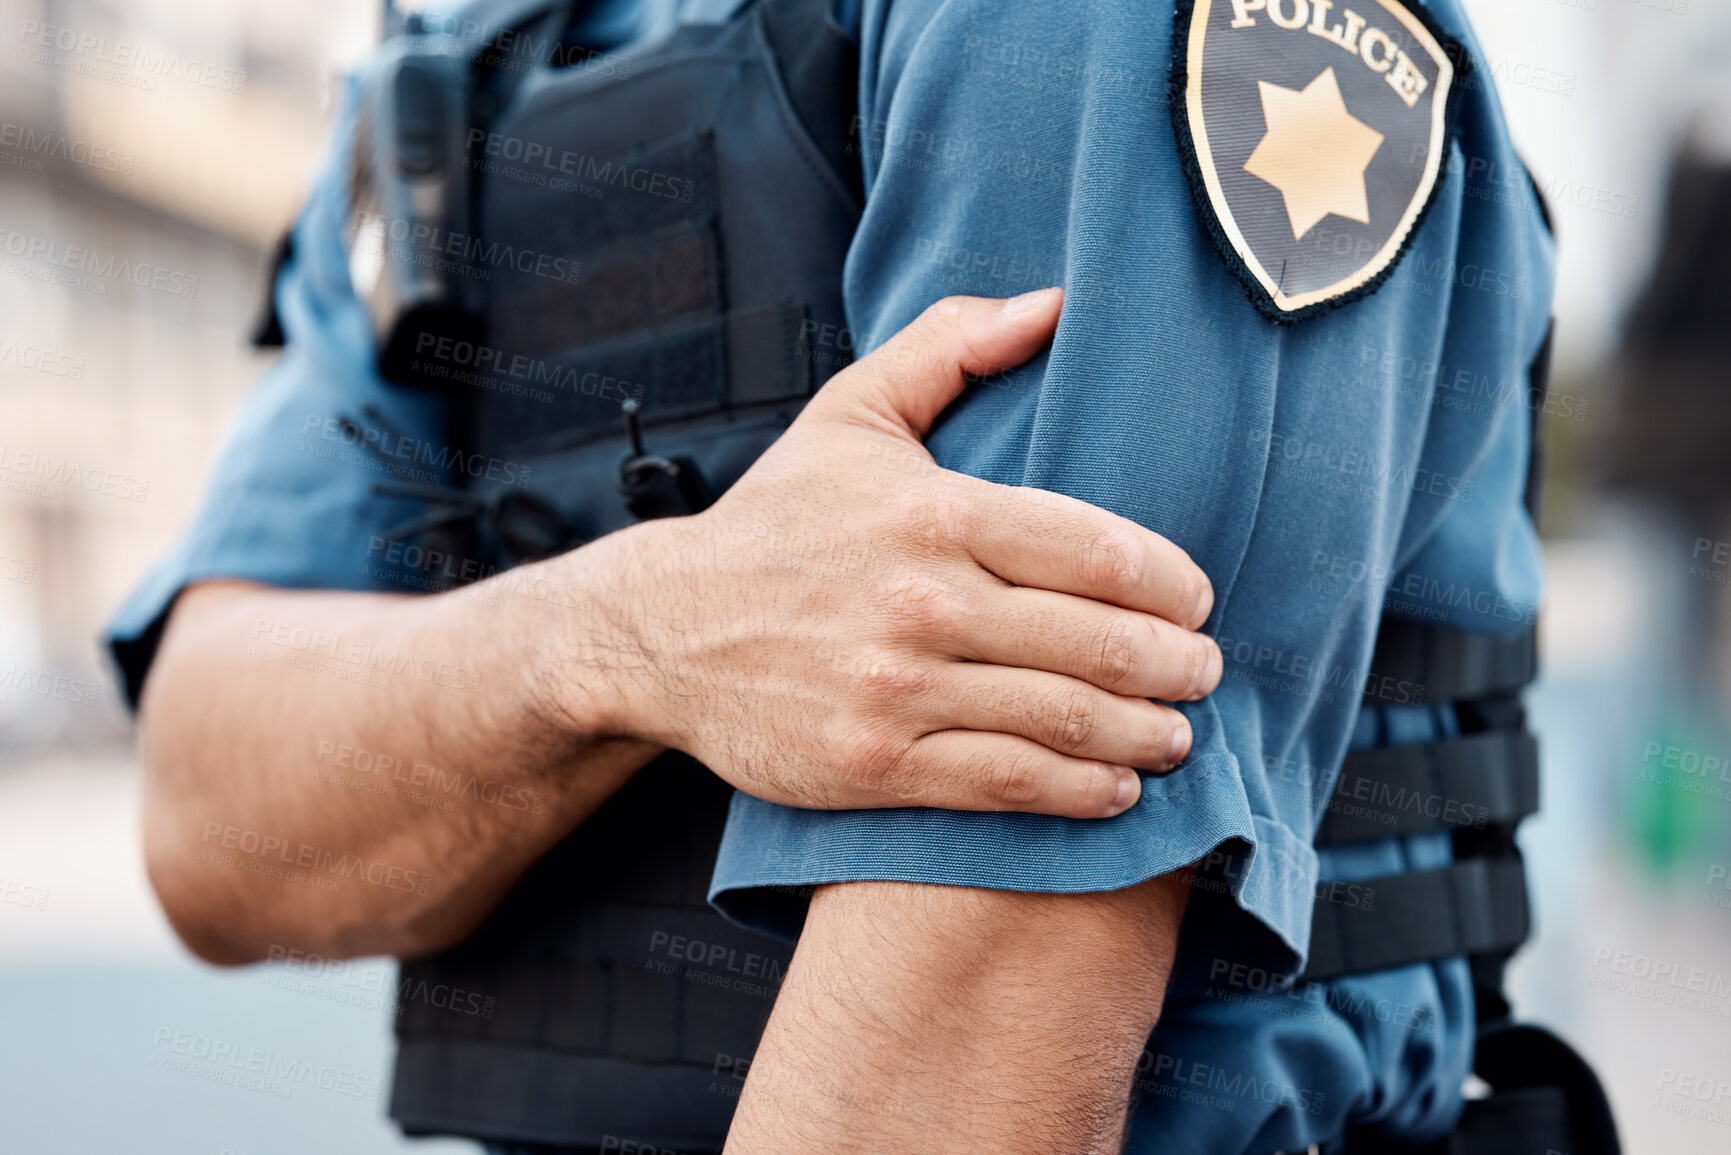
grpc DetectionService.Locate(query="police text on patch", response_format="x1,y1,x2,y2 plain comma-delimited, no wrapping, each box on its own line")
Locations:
1227,1,1430,107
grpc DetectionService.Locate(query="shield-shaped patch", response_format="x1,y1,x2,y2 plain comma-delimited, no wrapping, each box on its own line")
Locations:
1172,0,1465,321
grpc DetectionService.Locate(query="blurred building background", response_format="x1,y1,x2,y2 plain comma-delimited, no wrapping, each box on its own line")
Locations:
0,0,1727,1151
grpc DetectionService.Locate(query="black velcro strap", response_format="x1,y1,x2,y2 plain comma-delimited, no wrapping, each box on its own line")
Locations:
1316,731,1539,846
1300,856,1529,982
490,129,718,265
492,220,723,357
727,302,814,404
1365,619,1538,706
477,305,817,455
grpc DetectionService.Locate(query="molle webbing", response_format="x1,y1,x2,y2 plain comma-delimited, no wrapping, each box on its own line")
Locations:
1301,855,1530,982
1363,619,1538,706
1315,730,1539,846
390,0,858,1147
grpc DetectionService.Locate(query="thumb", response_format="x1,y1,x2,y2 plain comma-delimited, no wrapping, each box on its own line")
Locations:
815,288,1064,439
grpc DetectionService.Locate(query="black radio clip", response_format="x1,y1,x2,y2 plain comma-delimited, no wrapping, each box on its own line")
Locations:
341,1,574,385
346,26,480,385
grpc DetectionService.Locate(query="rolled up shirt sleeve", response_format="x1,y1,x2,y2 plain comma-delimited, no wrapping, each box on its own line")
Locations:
710,0,1553,976
104,72,452,709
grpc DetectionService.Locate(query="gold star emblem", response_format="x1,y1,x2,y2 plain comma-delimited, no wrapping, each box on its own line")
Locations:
1243,67,1385,240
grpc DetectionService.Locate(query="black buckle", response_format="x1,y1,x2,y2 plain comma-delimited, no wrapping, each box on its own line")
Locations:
616,398,714,520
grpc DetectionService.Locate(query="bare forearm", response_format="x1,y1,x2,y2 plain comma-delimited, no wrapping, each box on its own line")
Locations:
726,872,1191,1154
140,543,659,964
135,294,1223,974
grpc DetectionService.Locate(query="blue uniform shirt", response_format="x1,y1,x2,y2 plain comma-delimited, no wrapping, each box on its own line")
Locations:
105,1,1552,1152
709,0,1551,1150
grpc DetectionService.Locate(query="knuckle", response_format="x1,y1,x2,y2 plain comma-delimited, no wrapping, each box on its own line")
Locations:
892,491,975,549
833,721,913,794
874,570,965,633
906,302,960,355
952,326,996,378
1078,525,1143,600
986,747,1044,809
1049,689,1098,751
1091,616,1143,690
853,648,935,701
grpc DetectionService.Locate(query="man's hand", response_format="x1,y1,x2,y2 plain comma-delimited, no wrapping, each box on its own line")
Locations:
577,289,1222,819
139,289,1219,965
724,871,1193,1154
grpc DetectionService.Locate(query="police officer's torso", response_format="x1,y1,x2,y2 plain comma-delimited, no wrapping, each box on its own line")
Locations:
383,2,862,1147
372,2,1554,1152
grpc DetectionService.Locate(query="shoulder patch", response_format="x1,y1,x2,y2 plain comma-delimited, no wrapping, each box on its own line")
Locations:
1171,0,1467,322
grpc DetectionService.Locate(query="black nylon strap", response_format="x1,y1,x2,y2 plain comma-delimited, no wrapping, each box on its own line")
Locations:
511,130,719,263
492,220,724,357
476,303,815,455
1364,619,1538,706
1316,731,1539,846
1300,855,1529,982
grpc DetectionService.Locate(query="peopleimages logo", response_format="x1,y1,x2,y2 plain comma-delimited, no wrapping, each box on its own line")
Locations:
410,331,645,405
0,336,85,378
314,739,547,816
199,821,434,897
0,444,148,503
1136,1049,1328,1116
349,210,582,284
148,1027,381,1100
0,226,198,297
0,877,50,911
16,21,247,92
301,414,532,488
264,945,498,1019
465,128,696,201
246,615,482,694
0,664,101,707
1252,430,1476,503
0,120,133,174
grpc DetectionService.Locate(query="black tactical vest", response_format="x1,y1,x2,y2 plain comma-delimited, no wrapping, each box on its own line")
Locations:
382,0,861,1148
356,1,1549,1149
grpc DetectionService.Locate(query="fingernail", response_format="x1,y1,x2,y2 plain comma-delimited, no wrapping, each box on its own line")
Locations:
1195,641,1222,699
1167,719,1193,766
1191,580,1214,628
1003,286,1062,316
1114,770,1141,812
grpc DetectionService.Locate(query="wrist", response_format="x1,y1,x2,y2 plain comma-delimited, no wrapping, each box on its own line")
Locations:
507,518,686,746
